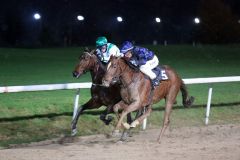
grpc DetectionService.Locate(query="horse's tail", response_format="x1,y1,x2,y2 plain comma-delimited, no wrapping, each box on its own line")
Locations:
180,80,194,107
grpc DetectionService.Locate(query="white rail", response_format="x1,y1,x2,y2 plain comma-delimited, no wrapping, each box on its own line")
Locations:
183,76,240,84
1,76,240,93
1,76,240,127
0,83,92,93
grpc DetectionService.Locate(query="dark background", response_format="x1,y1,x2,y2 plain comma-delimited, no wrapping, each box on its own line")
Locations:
0,0,240,47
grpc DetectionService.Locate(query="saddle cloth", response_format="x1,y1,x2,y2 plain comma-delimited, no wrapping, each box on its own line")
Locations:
152,66,168,81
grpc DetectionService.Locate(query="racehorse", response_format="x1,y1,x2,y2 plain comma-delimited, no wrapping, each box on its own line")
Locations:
102,56,194,142
72,49,134,136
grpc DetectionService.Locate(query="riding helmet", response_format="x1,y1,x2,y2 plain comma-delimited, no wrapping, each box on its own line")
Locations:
120,41,134,54
96,37,108,47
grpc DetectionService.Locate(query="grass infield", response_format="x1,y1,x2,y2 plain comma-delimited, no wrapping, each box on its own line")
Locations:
0,45,239,147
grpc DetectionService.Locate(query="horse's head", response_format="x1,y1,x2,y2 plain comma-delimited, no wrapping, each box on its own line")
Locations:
102,56,124,87
72,49,97,78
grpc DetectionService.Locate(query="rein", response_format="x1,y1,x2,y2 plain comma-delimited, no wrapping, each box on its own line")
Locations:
79,51,104,86
92,83,107,87
87,51,108,87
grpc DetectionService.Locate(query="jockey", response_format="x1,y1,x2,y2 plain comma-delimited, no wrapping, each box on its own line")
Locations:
95,36,122,64
120,41,161,86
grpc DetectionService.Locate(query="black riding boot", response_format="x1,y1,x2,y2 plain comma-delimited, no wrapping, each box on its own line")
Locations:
152,78,160,86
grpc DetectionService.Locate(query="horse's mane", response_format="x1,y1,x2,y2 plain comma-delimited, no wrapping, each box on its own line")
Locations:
118,57,140,72
85,49,106,73
95,54,107,72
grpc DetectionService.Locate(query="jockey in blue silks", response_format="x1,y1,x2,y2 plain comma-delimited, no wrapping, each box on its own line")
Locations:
95,36,123,64
120,41,160,86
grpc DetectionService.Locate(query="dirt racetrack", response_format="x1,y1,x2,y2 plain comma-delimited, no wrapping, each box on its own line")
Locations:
0,124,240,160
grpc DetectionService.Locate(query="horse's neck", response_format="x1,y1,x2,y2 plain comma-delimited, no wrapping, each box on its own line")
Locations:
119,64,137,87
90,60,106,84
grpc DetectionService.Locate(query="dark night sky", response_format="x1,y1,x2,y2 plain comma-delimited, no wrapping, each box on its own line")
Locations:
0,0,240,46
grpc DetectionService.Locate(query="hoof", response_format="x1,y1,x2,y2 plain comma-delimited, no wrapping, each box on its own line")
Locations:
105,116,114,125
99,114,106,121
100,115,114,125
157,137,162,144
104,120,111,125
120,130,129,141
107,115,113,121
112,130,121,137
71,128,77,136
122,123,130,129
130,120,139,128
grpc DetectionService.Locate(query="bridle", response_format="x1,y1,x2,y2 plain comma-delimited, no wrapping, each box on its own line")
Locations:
108,58,137,87
82,51,108,87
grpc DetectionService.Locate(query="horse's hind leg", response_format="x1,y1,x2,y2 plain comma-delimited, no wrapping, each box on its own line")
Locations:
71,98,101,136
157,102,172,142
157,89,177,143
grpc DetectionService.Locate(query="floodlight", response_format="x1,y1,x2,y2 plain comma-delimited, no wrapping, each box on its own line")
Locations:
33,13,41,20
77,15,84,21
155,17,161,23
117,16,123,22
194,17,200,24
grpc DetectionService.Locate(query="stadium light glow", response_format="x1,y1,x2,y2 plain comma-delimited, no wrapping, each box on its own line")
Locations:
117,16,123,22
155,17,161,23
77,15,84,21
33,13,41,20
194,17,200,24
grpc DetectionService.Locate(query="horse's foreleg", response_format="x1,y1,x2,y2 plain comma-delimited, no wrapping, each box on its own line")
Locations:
114,102,140,131
130,105,152,128
121,108,144,140
71,98,101,136
112,101,127,120
120,108,146,141
100,105,114,125
126,113,133,124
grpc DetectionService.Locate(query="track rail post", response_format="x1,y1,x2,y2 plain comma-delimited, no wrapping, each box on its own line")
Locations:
205,88,213,125
73,89,80,120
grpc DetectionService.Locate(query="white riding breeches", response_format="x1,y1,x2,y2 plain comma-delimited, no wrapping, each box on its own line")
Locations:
139,55,159,79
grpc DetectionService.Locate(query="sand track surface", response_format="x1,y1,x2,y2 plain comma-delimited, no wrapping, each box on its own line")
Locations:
1,124,240,160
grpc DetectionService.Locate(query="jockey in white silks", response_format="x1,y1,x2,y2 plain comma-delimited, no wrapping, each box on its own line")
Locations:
95,36,123,64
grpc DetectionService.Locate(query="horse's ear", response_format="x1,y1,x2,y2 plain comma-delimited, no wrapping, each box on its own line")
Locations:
90,49,96,55
109,55,114,61
84,47,90,52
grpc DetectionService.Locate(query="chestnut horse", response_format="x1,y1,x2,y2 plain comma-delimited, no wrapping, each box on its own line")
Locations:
72,49,135,136
102,56,194,142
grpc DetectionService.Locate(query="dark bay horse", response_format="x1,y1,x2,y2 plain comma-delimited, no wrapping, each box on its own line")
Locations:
72,49,136,136
102,56,194,142
71,49,122,135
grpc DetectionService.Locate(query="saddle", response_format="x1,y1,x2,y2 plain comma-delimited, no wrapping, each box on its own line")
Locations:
151,66,168,87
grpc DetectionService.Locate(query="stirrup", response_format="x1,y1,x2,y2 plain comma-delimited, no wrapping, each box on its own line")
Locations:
152,79,160,86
